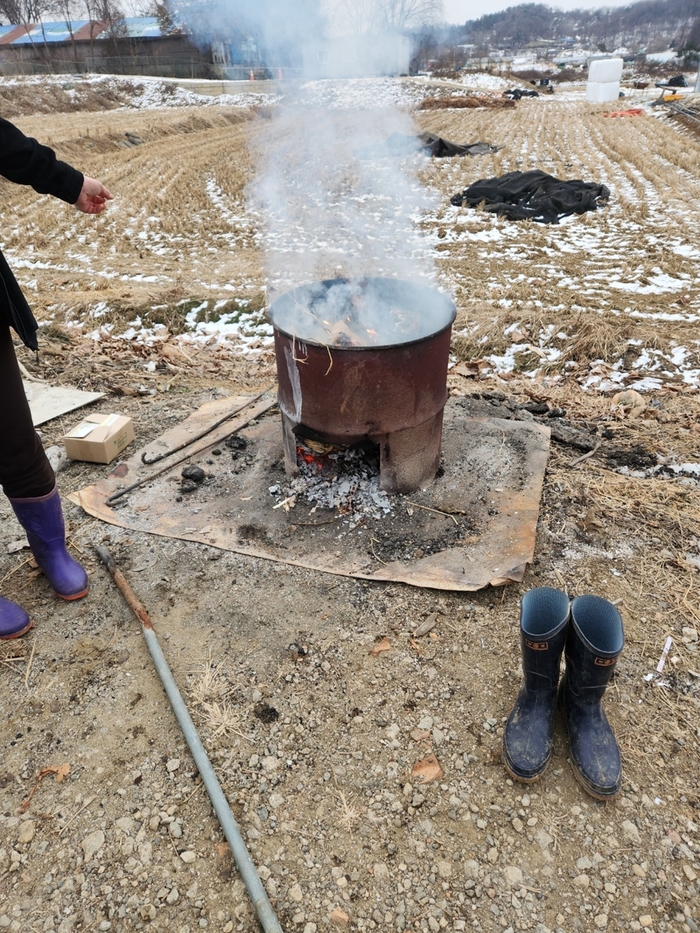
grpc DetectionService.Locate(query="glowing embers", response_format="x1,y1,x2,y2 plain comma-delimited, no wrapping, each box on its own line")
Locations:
269,437,391,527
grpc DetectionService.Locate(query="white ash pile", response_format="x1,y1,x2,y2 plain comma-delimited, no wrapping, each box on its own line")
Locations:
269,439,392,527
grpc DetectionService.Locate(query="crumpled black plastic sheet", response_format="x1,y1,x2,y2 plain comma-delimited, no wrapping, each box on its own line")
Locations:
357,133,503,159
451,169,610,224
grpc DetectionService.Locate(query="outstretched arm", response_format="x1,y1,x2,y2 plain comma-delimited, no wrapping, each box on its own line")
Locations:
74,176,113,215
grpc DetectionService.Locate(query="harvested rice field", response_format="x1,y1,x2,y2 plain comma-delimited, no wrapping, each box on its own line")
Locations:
0,74,699,933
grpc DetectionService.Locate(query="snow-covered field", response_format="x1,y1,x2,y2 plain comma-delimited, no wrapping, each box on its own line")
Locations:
2,72,699,392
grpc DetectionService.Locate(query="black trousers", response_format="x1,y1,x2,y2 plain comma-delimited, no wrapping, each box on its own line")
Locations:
0,324,55,498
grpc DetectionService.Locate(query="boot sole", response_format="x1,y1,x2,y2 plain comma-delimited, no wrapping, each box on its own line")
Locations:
569,756,621,801
503,759,549,784
502,744,551,784
55,587,89,601
0,619,34,640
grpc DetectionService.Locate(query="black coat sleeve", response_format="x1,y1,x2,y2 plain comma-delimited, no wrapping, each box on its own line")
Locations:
0,116,83,204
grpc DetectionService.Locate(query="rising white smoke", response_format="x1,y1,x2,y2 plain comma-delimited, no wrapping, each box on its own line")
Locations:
248,96,437,297
174,0,441,305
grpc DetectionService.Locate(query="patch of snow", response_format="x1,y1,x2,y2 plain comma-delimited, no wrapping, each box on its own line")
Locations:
458,72,511,90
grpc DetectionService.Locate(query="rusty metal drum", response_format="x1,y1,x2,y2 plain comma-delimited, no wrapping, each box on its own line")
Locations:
268,277,456,493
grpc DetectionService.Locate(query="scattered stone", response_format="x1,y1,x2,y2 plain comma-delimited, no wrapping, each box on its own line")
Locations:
330,908,350,926
166,759,180,773
17,821,35,844
503,866,523,887
115,817,136,835
639,916,653,928
374,863,390,881
621,820,641,845
289,883,303,903
82,830,105,862
180,851,196,864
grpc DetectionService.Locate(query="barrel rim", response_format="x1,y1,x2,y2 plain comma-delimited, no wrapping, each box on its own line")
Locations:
268,276,456,351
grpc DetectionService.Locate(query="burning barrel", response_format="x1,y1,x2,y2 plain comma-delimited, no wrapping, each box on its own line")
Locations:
268,277,456,494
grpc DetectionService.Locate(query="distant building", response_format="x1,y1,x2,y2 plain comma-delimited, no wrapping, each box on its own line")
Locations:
645,50,680,64
0,17,259,78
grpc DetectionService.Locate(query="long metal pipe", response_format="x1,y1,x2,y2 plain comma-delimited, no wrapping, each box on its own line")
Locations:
95,545,284,933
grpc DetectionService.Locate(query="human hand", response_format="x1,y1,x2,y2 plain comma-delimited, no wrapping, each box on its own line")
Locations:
74,176,113,214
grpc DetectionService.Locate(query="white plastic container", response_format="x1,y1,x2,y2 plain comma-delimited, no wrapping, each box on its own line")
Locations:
588,57,624,83
586,80,621,103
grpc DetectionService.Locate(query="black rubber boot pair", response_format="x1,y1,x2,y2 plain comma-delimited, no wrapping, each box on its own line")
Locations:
502,586,624,799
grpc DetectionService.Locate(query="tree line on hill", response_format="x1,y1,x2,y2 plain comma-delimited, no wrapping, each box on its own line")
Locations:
456,0,700,57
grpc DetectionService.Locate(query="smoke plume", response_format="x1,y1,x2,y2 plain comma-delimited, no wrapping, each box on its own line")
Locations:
174,0,440,309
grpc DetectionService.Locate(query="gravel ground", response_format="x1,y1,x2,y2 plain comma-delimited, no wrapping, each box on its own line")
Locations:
1,387,699,933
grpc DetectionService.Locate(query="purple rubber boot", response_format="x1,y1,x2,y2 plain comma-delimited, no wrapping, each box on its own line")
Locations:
0,595,32,639
9,484,89,600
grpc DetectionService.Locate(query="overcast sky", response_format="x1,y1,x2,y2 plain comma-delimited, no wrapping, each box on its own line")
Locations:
442,0,636,24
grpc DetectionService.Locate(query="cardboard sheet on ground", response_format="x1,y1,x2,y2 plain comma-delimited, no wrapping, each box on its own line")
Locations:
70,394,550,591
24,380,104,427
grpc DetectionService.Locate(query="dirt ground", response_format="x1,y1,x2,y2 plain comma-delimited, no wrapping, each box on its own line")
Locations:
1,76,700,933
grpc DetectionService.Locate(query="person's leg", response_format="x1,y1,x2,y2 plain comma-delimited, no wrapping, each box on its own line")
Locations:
0,324,54,497
0,325,88,600
0,325,41,635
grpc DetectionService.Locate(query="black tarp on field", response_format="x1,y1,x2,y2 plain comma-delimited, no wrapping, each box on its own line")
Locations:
451,169,610,224
357,133,503,159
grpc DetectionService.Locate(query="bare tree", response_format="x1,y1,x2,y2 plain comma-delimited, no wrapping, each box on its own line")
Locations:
377,0,442,30
331,0,441,35
79,0,127,70
148,0,179,34
93,0,128,39
0,0,22,23
48,0,81,64
0,0,50,26
332,0,377,34
0,0,55,71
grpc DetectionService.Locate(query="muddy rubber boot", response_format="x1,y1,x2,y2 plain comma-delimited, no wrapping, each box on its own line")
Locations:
560,595,624,800
8,484,88,600
502,587,570,783
0,595,32,639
